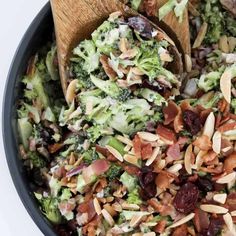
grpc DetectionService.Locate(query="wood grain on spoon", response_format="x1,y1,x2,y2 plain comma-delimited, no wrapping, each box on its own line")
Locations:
50,0,184,97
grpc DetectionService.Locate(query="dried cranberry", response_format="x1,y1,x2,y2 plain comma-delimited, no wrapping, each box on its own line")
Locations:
183,110,202,135
204,216,224,236
54,224,74,236
173,182,199,214
197,177,214,193
139,167,157,199
128,16,153,38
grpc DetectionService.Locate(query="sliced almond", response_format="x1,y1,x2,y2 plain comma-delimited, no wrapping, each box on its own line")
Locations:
93,197,102,215
146,146,160,166
160,52,173,62
157,159,166,170
223,213,236,233
168,163,183,174
213,193,227,204
119,37,128,53
212,131,222,154
216,172,236,184
220,69,232,104
132,67,145,75
130,214,143,228
76,212,88,226
168,213,195,229
137,132,159,142
200,204,228,214
193,22,208,49
124,145,132,152
112,202,122,212
185,54,192,73
101,209,115,226
228,37,236,53
85,100,93,115
116,135,133,146
219,35,229,53
203,112,215,139
119,48,138,59
121,202,140,210
193,150,207,170
106,145,123,162
184,144,193,175
132,233,143,236
124,154,139,166
231,210,236,216
143,233,156,236
66,79,78,104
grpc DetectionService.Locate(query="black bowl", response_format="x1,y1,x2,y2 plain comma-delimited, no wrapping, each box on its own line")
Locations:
2,2,58,236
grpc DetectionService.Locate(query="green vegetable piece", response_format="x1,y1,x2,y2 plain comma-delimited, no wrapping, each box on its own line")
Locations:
231,99,236,114
127,187,142,205
82,149,99,165
120,171,137,192
18,118,33,149
90,75,120,98
44,107,56,122
107,137,126,155
24,103,41,124
198,71,221,92
159,0,177,21
60,188,72,201
105,164,122,181
174,0,188,23
28,151,47,168
46,45,59,81
130,0,142,10
76,175,87,193
49,176,62,197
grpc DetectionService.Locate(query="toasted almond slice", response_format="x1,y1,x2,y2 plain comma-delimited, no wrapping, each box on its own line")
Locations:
132,67,145,75
213,193,227,204
146,147,160,166
124,154,139,166
200,204,228,214
220,69,232,104
185,54,192,73
157,159,166,170
121,202,140,210
106,145,123,162
112,202,122,212
184,144,193,175
137,132,159,142
93,197,102,215
212,131,222,154
108,11,122,21
192,150,206,170
219,35,229,53
116,135,133,146
101,209,115,226
203,112,215,139
160,52,173,62
143,233,156,236
223,213,236,233
168,213,195,229
130,214,143,228
193,22,208,49
231,210,236,216
76,212,88,226
119,48,138,59
66,79,78,104
168,163,183,174
216,172,236,184
132,233,143,236
124,145,132,152
119,38,128,53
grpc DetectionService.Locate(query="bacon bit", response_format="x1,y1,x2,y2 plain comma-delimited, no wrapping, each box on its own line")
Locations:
218,122,236,133
96,145,109,157
218,98,228,113
202,151,217,164
163,101,179,125
224,152,236,173
177,136,189,148
123,165,140,176
221,138,234,156
147,198,163,212
154,220,166,234
155,171,175,189
172,224,188,236
174,111,184,133
180,100,192,112
48,143,64,154
100,55,117,79
82,215,102,235
193,208,209,233
166,143,181,163
201,164,224,174
133,135,142,159
143,0,158,16
156,125,177,143
230,113,236,120
200,108,212,125
225,193,236,212
193,135,212,151
215,113,222,129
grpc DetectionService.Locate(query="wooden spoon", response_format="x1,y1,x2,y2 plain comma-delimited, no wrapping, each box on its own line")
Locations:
50,0,186,97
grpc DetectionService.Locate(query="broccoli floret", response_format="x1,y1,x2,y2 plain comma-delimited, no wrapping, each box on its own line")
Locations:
105,164,122,181
18,118,33,149
92,20,119,54
87,125,113,142
28,151,47,168
127,187,142,205
117,88,131,102
198,71,221,92
60,188,72,201
82,148,99,165
90,75,120,98
136,88,166,106
73,40,100,73
22,69,50,108
35,194,62,224
195,91,222,109
103,186,111,197
24,89,38,101
231,99,236,114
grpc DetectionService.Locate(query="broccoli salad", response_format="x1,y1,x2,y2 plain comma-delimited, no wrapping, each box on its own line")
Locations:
17,1,236,236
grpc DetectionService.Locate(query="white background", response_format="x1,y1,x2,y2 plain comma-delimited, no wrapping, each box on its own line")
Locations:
0,0,47,235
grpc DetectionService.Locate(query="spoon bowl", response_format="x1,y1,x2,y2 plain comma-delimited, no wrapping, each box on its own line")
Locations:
50,0,185,96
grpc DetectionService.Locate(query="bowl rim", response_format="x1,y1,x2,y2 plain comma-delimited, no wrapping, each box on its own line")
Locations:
2,2,58,236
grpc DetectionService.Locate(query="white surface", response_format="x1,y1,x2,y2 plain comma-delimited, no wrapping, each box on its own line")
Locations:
0,0,47,235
